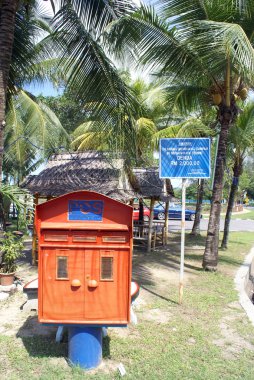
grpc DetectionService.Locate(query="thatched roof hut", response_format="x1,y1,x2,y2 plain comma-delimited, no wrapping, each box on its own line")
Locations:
132,167,174,201
22,152,174,260
21,151,174,202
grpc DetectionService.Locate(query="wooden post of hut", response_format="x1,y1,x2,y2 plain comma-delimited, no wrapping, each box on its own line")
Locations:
32,193,39,265
23,194,27,220
147,198,155,253
164,200,169,245
138,198,144,238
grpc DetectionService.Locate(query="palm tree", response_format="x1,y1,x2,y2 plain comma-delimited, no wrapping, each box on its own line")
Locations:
221,103,254,249
43,1,139,136
71,77,167,165
0,0,138,227
0,0,138,183
1,0,58,176
4,90,69,185
0,0,18,185
72,116,157,165
108,2,254,270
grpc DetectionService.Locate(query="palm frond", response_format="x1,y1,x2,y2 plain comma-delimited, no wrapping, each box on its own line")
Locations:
8,5,53,97
153,117,214,147
71,120,110,150
4,91,69,182
107,4,213,82
160,0,238,24
135,117,157,151
0,185,30,212
163,81,210,115
186,20,254,81
47,3,139,129
54,0,135,38
229,102,254,153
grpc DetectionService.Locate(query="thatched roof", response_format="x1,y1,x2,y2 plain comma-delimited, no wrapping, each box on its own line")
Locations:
131,167,174,200
21,152,173,202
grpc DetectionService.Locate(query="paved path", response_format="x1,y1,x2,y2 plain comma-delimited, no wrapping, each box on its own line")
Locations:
168,218,254,232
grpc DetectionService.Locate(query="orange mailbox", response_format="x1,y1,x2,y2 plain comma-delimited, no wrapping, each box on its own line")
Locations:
36,191,133,326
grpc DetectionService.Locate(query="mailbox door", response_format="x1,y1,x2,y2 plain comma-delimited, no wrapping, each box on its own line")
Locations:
84,249,129,321
42,248,85,321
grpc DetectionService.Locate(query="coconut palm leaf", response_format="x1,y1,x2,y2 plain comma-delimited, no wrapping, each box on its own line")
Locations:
153,118,214,147
160,0,238,24
71,114,156,165
8,4,53,98
163,80,211,115
4,90,69,183
229,102,254,157
72,120,111,150
0,184,30,212
53,0,135,35
128,77,167,121
109,2,254,84
186,20,254,81
108,4,207,79
46,2,139,126
15,90,69,151
135,117,157,150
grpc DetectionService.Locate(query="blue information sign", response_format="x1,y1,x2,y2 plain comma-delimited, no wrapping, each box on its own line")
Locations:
159,138,210,178
68,200,104,221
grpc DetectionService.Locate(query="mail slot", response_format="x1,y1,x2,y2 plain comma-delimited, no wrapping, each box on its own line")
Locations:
35,191,133,326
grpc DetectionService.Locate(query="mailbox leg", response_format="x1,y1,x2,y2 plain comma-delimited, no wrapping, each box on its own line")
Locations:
68,326,102,369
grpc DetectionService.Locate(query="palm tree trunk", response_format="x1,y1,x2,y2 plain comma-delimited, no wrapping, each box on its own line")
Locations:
191,179,204,236
221,160,243,249
0,1,18,229
203,55,233,270
202,119,230,270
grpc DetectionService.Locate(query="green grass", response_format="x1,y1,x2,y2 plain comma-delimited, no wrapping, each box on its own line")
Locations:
1,232,254,379
203,209,254,220
231,210,254,220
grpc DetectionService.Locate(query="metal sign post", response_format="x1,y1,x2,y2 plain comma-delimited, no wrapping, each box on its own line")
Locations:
159,138,211,305
179,178,187,304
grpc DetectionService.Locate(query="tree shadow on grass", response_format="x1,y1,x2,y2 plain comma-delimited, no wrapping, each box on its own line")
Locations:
186,233,206,247
218,254,243,267
133,246,203,278
141,285,178,304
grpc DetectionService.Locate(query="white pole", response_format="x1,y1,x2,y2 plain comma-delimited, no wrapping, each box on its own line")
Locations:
179,178,187,304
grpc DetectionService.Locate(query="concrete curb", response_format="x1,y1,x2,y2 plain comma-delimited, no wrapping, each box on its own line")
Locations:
234,246,254,326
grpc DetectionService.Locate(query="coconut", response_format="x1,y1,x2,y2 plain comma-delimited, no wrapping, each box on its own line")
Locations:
239,88,248,100
212,93,222,105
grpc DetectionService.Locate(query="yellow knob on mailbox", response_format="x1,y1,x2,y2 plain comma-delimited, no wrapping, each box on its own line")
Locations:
88,279,98,288
71,279,81,287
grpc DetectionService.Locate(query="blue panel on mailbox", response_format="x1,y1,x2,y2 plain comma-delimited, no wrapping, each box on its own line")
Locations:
68,200,104,221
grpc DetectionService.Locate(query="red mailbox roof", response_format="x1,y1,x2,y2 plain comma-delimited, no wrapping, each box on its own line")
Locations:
36,190,133,231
